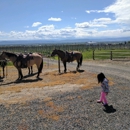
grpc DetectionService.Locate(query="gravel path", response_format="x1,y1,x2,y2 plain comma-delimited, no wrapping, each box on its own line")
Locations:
0,59,130,130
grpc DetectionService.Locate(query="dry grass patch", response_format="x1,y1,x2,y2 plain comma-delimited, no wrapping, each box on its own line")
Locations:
0,65,115,105
37,101,64,121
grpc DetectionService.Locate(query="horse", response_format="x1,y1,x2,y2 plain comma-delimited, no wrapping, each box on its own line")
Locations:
24,52,43,75
22,52,33,75
28,66,33,75
0,57,7,78
51,49,83,73
0,51,43,80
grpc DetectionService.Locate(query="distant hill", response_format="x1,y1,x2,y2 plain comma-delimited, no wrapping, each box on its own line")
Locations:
0,37,130,45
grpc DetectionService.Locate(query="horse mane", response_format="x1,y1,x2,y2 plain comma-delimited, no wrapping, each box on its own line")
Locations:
0,56,6,60
3,51,17,58
0,56,7,67
56,49,65,53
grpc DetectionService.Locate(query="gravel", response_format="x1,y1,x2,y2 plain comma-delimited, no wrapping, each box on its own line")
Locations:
0,60,130,130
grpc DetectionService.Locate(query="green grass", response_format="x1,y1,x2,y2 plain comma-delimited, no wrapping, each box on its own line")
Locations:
50,49,130,60
82,49,130,60
7,61,13,66
4,49,130,67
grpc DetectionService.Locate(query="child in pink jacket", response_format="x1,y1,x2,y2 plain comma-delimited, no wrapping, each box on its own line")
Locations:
97,72,110,106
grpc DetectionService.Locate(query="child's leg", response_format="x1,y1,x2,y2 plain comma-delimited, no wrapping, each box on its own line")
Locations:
102,92,108,105
97,92,104,103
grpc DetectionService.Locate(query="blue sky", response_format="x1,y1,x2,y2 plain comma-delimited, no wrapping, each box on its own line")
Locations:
0,0,130,40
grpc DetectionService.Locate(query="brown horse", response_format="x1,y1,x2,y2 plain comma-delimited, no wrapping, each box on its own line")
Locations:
0,57,7,78
21,52,33,75
51,49,83,73
0,51,43,80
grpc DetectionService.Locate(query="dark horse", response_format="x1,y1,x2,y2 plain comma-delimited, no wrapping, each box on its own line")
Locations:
0,51,43,80
51,49,83,73
0,57,7,78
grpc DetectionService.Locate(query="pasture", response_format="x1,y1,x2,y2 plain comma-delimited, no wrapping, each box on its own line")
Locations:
0,42,130,60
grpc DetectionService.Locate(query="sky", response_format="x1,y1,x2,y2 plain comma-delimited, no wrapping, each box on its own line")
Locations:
0,0,130,41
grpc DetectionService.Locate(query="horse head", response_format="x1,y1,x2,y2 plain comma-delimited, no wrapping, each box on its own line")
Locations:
51,49,57,57
0,51,6,59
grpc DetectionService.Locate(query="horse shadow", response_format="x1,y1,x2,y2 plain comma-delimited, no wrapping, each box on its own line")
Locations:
23,72,38,78
15,72,43,83
14,78,42,83
58,69,85,75
103,105,116,113
69,69,85,73
0,76,4,82
1,72,42,86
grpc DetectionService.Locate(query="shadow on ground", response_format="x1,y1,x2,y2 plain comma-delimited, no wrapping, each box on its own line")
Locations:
103,105,116,113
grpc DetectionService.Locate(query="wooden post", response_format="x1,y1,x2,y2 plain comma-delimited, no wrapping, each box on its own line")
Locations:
110,51,112,60
93,50,95,60
58,56,60,73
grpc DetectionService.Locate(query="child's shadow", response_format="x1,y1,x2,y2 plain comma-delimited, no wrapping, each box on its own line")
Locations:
103,105,116,113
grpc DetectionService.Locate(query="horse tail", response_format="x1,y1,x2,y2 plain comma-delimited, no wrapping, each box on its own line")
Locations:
79,54,83,66
39,59,43,73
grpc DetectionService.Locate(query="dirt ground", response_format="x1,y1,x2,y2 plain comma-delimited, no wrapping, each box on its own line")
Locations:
1,60,130,130
0,62,114,105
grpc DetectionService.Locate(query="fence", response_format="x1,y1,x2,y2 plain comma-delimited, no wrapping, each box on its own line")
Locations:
93,50,130,60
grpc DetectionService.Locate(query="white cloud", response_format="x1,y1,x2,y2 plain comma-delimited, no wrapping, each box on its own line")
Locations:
86,0,130,24
86,10,103,13
75,22,107,28
93,18,111,23
32,22,42,27
38,25,55,31
48,17,62,21
104,0,130,24
0,26,130,40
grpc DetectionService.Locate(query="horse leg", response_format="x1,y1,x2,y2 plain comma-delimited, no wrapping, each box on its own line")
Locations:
19,69,23,80
37,59,43,79
28,67,30,75
16,69,20,80
63,62,67,73
17,69,23,80
31,66,33,74
20,69,23,79
76,61,80,71
3,66,5,77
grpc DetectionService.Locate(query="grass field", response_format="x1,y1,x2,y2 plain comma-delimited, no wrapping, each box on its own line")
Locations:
82,49,130,60
3,49,130,67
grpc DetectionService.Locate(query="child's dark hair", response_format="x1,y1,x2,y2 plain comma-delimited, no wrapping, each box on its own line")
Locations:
97,72,106,83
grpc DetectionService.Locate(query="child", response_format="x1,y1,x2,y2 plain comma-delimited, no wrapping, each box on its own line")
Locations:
97,72,110,106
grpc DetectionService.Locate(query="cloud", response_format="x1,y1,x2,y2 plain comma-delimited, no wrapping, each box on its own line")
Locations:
93,18,113,24
32,22,42,27
0,26,130,40
86,10,103,13
75,21,107,28
104,0,130,24
48,17,62,21
86,0,130,24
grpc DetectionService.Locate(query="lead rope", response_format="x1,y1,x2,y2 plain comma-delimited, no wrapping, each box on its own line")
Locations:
0,67,1,78
6,64,8,78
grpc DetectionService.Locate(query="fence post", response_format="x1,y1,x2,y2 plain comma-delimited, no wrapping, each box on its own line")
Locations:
58,56,60,73
110,51,113,60
93,50,95,60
